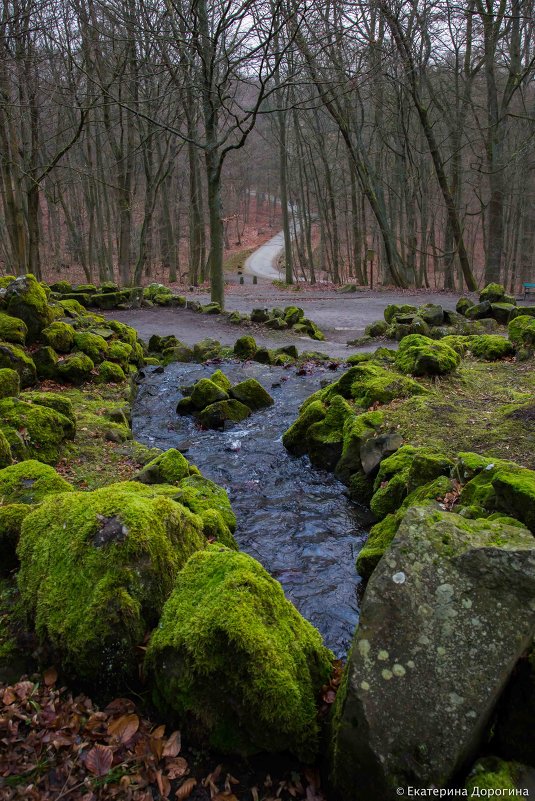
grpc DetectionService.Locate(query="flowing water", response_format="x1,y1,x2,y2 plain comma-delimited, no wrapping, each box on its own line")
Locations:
132,360,371,657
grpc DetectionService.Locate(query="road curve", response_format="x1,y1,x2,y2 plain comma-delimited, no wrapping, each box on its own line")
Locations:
244,230,285,280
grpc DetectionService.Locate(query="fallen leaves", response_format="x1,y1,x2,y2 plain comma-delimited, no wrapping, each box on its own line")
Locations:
0,669,329,801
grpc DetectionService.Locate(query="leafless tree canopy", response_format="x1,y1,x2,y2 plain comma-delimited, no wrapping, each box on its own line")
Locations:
1,0,534,300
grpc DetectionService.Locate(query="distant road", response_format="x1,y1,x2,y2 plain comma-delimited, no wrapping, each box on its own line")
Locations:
244,230,285,280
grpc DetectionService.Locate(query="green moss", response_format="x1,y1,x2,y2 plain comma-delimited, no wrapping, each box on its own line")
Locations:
335,410,384,481
283,399,327,456
207,369,231,393
465,758,519,794
470,335,514,361
365,319,389,338
96,360,126,383
0,398,75,463
383,304,418,324
57,352,95,384
5,274,53,342
73,331,108,363
0,275,16,289
57,298,86,317
198,399,251,428
17,483,206,685
0,368,20,399
191,378,229,410
0,504,32,574
0,342,36,387
42,321,74,353
233,335,257,359
22,391,75,424
107,341,133,367
134,448,194,485
193,338,222,362
230,378,274,411
395,334,460,376
199,509,238,549
307,395,354,471
480,282,506,303
0,313,27,345
0,460,73,504
0,429,12,468
145,547,333,760
440,335,471,356
171,474,236,532
33,346,59,379
323,363,428,409
508,315,535,347
492,467,535,533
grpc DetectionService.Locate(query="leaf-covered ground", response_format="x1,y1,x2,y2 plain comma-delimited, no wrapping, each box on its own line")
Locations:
0,672,331,801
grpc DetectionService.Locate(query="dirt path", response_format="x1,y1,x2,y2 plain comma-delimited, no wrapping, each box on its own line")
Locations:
106,289,466,359
244,231,285,280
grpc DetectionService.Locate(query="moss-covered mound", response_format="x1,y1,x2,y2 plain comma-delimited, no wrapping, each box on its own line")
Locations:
179,372,274,430
0,398,75,463
57,352,95,384
230,379,274,411
508,315,535,348
17,482,207,685
41,321,75,353
145,547,333,760
233,335,257,359
0,342,36,387
134,448,197,485
0,313,27,345
0,429,12,468
4,274,53,342
0,460,73,504
0,368,20,399
395,334,461,376
469,335,514,361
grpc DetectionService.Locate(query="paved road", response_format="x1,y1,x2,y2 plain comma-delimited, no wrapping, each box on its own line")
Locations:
244,231,285,280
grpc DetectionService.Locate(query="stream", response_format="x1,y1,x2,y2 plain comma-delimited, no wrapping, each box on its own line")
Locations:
132,360,371,657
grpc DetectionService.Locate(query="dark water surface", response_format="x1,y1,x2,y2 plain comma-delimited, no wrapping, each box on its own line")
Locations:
132,361,370,656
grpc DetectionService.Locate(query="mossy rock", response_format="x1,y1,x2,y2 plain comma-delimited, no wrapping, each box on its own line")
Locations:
493,468,535,533
201,302,221,315
107,341,132,368
33,346,59,380
0,342,36,387
191,378,229,410
149,334,179,353
383,304,418,324
49,280,72,294
0,368,20,399
307,396,355,472
325,362,427,408
0,313,27,345
73,332,108,363
490,302,516,325
209,369,232,393
480,282,506,304
0,399,75,464
395,334,460,376
134,449,195,485
0,460,73,504
75,283,98,294
17,482,206,686
0,275,16,289
509,305,535,320
198,509,238,550
335,411,384,483
171,474,236,532
163,345,195,364
282,399,326,456
5,274,53,342
0,504,32,574
284,306,305,326
439,335,471,356
193,338,222,362
100,281,119,293
42,321,74,353
265,316,288,331
251,308,269,323
106,320,138,346
456,297,475,316
57,352,95,384
91,290,131,309
301,317,325,341
198,399,251,429
230,379,274,411
233,335,257,360
22,391,76,425
96,360,126,383
417,303,444,326
508,315,535,347
145,547,333,760
0,429,12,468
466,300,492,320
365,320,389,338
469,335,514,361
143,283,172,301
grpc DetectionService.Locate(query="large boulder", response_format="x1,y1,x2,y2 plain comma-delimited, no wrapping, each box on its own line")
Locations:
0,368,20,399
190,378,229,410
480,282,506,304
0,342,36,387
330,506,535,799
469,334,514,361
41,321,74,353
0,398,75,463
0,460,73,504
5,274,53,342
418,303,444,327
17,482,207,686
230,378,274,411
0,313,27,345
233,335,257,360
508,315,535,347
145,546,333,760
395,334,460,376
466,300,492,320
57,352,95,384
198,399,251,429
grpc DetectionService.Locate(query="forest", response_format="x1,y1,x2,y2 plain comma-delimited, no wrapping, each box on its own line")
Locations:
1,1,535,800
1,0,535,301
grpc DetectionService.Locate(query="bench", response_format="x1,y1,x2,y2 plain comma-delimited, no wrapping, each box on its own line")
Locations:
523,282,535,299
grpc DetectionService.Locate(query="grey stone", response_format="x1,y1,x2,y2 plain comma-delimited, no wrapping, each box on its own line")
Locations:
330,506,535,800
359,433,403,476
